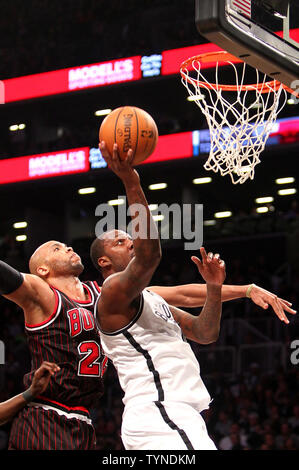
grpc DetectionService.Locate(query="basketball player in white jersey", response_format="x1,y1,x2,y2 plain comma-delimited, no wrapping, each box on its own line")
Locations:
92,142,226,450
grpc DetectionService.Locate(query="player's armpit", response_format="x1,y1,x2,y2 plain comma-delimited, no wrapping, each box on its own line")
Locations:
4,273,56,324
97,267,150,332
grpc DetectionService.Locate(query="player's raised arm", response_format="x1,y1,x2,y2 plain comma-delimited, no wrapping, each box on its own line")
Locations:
95,142,161,331
0,259,56,325
169,247,226,344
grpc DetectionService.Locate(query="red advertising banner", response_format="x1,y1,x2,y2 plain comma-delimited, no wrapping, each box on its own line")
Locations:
2,29,298,103
0,147,90,184
161,43,224,76
0,116,298,185
3,56,141,103
141,132,193,165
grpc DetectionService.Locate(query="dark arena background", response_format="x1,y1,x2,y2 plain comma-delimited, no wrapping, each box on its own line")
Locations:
0,0,298,453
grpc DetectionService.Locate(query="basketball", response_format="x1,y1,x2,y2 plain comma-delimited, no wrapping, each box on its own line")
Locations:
99,106,158,165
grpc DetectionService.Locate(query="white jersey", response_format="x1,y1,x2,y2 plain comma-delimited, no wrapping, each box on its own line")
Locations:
96,289,211,412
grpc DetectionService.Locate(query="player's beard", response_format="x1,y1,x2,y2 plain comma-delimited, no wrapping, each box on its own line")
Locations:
70,260,84,276
52,258,84,277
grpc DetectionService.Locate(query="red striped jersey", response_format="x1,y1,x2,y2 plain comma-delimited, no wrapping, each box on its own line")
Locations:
23,281,107,411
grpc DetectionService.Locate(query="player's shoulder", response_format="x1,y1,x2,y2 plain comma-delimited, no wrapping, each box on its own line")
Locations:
22,272,52,291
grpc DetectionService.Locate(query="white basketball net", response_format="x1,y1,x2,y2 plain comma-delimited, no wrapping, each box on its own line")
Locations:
181,57,288,184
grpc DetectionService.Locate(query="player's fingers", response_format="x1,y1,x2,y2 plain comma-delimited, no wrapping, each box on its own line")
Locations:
277,298,296,314
191,256,202,268
269,296,289,323
112,143,120,162
199,247,208,263
99,141,113,163
125,148,134,165
211,253,223,264
39,362,60,375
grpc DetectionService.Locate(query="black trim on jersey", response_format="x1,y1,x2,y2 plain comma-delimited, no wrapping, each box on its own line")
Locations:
123,330,164,401
55,282,95,307
96,294,144,336
154,401,195,450
123,330,194,450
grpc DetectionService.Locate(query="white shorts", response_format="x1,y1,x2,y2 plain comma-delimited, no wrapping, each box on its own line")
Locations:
121,401,217,450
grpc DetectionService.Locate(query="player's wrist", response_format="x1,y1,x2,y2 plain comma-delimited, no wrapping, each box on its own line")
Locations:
245,283,255,298
206,283,223,291
122,170,140,187
22,387,35,403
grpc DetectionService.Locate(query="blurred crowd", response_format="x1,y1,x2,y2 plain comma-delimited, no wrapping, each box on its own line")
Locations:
0,228,298,450
0,0,199,81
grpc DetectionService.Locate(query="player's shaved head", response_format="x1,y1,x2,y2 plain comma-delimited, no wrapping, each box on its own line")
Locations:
29,241,54,275
29,240,84,279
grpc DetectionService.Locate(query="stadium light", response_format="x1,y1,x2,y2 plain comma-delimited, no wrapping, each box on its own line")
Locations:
95,109,112,116
148,204,158,211
214,211,232,219
278,188,297,196
255,196,274,204
187,94,205,101
275,177,295,184
192,177,212,184
16,235,27,242
108,198,125,206
256,206,269,214
148,183,167,190
9,123,26,131
78,187,96,195
203,220,216,226
13,222,28,229
153,214,164,221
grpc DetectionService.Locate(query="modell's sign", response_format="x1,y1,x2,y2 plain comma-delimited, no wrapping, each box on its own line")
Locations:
68,57,141,90
29,149,89,177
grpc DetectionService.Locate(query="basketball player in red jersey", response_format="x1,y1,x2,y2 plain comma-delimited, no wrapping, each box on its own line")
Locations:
1,241,107,450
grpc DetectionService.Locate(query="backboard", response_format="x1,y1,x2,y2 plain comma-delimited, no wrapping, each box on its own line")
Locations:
195,0,299,90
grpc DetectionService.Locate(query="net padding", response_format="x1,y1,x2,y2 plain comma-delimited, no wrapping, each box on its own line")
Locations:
180,53,288,184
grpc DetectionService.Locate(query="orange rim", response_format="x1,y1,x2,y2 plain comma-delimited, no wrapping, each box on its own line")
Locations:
180,51,294,94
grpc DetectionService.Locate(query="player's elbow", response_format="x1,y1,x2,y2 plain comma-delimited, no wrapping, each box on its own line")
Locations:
198,329,220,344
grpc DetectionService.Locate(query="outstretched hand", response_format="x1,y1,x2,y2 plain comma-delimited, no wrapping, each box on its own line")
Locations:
249,285,296,324
99,141,140,185
191,247,226,286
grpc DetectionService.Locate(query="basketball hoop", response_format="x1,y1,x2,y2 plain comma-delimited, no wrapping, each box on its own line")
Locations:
180,51,291,184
